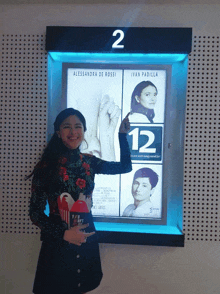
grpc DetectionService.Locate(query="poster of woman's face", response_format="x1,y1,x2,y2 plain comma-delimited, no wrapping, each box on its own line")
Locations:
122,70,166,124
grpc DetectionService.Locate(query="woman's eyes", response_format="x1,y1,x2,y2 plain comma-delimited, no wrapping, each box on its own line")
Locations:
145,93,157,97
63,125,82,129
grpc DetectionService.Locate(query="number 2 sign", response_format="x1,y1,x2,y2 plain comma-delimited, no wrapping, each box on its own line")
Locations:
112,29,125,49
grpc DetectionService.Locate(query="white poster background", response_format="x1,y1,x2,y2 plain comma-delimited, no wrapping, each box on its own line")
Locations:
122,70,166,124
67,68,123,216
120,164,162,219
67,68,123,162
92,174,120,216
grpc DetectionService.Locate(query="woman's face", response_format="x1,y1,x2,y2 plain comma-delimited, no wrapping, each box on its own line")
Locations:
135,85,157,109
132,177,152,203
57,115,84,149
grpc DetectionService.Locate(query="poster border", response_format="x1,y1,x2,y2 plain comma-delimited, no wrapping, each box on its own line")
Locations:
62,62,171,226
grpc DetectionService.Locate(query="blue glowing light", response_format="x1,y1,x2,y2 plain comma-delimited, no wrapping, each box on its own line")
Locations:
46,50,186,240
44,201,50,216
49,52,187,64
94,222,182,235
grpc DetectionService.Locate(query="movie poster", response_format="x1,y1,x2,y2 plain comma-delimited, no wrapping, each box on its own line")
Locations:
120,164,162,219
65,65,165,219
122,69,166,124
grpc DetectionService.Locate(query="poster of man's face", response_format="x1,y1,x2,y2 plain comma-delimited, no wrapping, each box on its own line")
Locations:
120,164,162,218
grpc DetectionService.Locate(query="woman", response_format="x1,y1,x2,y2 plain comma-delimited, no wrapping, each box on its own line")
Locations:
129,81,158,123
28,108,132,294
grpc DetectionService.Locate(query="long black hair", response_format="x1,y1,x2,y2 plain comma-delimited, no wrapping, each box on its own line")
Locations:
26,108,87,187
130,81,157,123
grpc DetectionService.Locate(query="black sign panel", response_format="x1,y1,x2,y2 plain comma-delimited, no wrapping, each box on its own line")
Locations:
46,26,192,54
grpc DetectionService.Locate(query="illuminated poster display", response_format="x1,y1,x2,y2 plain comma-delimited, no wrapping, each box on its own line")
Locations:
47,26,192,246
64,65,166,220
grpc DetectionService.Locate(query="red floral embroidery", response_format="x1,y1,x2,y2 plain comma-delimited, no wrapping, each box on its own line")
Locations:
63,174,69,181
58,154,90,190
82,162,90,170
59,157,67,165
59,167,67,176
76,178,86,189
59,167,69,181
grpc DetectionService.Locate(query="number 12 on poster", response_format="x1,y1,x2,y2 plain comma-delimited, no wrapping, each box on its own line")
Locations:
127,125,163,162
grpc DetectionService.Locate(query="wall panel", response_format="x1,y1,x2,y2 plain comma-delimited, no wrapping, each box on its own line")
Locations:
1,33,220,242
1,34,47,234
184,35,220,241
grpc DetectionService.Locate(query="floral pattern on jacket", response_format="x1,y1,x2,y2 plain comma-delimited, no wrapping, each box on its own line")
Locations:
29,133,132,241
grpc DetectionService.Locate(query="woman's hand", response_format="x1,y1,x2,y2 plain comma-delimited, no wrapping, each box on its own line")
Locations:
119,113,130,134
63,223,95,246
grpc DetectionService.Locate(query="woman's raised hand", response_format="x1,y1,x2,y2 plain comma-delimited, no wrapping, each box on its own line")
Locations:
119,113,130,134
63,223,95,246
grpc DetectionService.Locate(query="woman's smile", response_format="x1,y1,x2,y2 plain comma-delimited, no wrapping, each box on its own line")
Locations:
57,115,85,149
